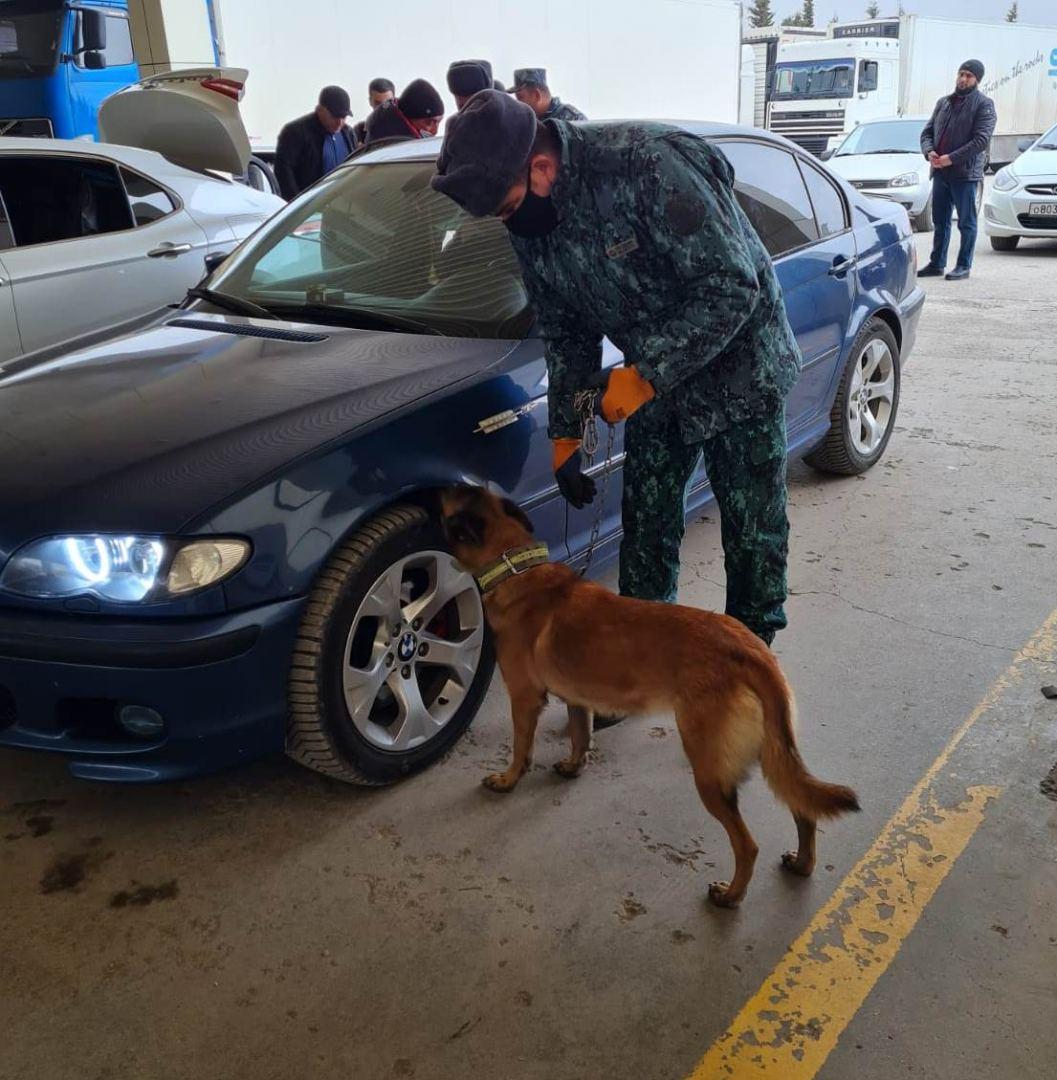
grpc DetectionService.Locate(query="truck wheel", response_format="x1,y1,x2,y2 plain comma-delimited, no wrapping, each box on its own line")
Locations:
912,197,934,233
990,235,1019,252
805,318,901,476
287,505,494,785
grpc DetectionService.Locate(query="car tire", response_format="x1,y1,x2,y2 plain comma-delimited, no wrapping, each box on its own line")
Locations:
912,196,934,233
804,318,901,476
243,155,279,195
990,235,1020,252
287,504,494,785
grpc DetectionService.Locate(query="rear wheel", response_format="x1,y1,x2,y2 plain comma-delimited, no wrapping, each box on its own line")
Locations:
287,505,494,784
805,318,901,476
990,235,1020,252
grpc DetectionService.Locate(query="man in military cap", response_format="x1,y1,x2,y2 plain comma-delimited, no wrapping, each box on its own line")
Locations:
447,59,495,111
432,91,800,677
363,78,445,147
510,68,586,121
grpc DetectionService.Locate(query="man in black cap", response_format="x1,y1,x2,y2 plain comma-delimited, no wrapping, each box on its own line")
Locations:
431,92,800,691
353,78,395,145
364,78,445,147
274,86,358,200
510,68,586,122
447,60,494,111
919,60,996,281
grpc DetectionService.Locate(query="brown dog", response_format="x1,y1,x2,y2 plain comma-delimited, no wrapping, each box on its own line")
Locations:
440,486,859,908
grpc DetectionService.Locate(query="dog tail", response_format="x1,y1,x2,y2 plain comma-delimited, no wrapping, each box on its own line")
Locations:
757,663,860,821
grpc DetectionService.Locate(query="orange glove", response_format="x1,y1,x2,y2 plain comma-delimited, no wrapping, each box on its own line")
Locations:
599,366,655,424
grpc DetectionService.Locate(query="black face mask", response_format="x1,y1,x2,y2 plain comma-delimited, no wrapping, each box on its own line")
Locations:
503,173,558,239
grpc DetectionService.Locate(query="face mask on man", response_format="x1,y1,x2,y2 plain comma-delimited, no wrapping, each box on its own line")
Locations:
503,168,559,238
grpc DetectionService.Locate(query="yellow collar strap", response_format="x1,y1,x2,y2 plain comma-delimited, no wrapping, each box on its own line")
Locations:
474,542,550,593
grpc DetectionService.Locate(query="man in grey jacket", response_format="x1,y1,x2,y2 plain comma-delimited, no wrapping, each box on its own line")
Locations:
918,59,997,281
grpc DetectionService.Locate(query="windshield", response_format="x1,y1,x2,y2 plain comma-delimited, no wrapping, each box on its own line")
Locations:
0,1,63,79
835,120,925,157
772,58,855,101
1034,123,1057,150
211,160,533,339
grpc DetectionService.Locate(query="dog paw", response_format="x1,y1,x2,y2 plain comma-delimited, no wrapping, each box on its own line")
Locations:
482,773,516,794
780,851,815,877
707,881,741,909
553,760,584,780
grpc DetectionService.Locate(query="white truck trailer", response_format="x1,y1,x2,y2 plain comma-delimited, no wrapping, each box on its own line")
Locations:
211,0,746,151
768,14,1057,166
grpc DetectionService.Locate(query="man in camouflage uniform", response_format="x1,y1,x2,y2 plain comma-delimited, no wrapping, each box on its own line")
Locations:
509,68,587,122
432,91,800,651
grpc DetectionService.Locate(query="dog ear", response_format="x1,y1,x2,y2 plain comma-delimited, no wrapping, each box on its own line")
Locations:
444,509,485,548
501,498,534,535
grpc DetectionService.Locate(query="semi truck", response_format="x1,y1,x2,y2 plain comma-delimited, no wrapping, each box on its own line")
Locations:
1,0,747,154
767,14,1057,166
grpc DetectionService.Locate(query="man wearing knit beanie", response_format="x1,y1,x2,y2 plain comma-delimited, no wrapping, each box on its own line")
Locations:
919,60,997,281
364,78,445,147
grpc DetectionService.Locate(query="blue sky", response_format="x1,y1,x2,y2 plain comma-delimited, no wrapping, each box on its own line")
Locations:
770,1,1054,24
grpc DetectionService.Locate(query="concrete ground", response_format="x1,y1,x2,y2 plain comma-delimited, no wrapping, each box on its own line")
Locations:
3,221,1057,1080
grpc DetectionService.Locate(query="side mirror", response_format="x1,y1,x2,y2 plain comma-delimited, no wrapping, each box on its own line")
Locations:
819,149,834,161
83,49,106,71
1016,137,1035,153
81,10,107,53
203,251,229,277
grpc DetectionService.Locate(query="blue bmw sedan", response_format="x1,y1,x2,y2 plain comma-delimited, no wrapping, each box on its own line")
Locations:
0,124,924,783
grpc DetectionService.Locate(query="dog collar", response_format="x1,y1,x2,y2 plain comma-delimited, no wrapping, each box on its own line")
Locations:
474,542,550,593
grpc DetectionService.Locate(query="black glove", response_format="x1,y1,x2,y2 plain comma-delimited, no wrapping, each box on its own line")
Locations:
553,440,597,510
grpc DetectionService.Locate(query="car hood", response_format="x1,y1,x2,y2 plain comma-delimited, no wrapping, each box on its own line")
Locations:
827,152,926,182
1012,149,1057,179
0,315,514,548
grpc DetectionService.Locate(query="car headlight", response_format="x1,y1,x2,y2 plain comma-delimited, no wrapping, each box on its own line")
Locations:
993,168,1019,192
889,172,920,188
0,536,249,602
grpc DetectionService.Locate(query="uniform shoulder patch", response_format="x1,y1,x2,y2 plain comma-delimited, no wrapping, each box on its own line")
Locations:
665,192,706,237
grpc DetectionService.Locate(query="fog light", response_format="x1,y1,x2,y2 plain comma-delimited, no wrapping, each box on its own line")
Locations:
117,705,165,739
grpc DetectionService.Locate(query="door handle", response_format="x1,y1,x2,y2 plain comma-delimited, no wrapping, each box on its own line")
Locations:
827,255,857,277
147,243,193,258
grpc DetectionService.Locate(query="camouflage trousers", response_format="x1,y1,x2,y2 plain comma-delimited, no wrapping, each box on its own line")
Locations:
618,403,789,644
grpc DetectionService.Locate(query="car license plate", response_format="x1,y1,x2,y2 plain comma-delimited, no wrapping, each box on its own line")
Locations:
1028,203,1057,216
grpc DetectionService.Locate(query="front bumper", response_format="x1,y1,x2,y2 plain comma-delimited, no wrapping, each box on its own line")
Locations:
984,184,1057,238
0,597,305,782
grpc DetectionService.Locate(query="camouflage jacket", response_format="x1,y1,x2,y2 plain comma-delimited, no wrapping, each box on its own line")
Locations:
544,98,587,122
510,121,801,444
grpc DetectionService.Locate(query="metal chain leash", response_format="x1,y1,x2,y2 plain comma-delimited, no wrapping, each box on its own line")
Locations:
572,389,616,579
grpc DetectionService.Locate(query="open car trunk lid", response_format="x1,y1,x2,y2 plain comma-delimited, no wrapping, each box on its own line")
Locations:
98,67,252,175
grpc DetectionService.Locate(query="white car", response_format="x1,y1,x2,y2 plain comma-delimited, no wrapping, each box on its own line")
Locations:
825,117,938,233
0,69,284,363
985,122,1057,252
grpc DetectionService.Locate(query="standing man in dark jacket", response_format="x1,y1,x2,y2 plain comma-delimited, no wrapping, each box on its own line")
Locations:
447,59,494,111
353,78,395,145
919,60,997,281
509,68,586,121
432,92,801,659
363,79,445,147
274,86,357,200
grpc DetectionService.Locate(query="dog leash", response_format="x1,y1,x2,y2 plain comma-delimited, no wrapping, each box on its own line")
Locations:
566,389,616,579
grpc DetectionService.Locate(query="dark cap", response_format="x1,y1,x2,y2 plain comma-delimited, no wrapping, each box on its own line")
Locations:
447,59,493,97
959,59,985,81
510,68,547,91
399,78,445,120
431,90,538,217
318,85,352,118
492,78,506,93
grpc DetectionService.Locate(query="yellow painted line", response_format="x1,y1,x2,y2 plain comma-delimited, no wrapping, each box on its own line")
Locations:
689,607,1057,1079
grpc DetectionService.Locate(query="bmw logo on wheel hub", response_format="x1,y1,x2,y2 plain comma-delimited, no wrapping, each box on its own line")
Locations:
397,631,418,663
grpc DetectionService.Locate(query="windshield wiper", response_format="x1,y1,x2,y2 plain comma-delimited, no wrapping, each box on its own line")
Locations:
1034,143,1057,150
185,286,277,321
856,149,917,155
265,302,442,336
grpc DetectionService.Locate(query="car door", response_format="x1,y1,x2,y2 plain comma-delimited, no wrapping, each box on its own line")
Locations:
0,153,209,356
0,192,21,362
717,139,856,439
